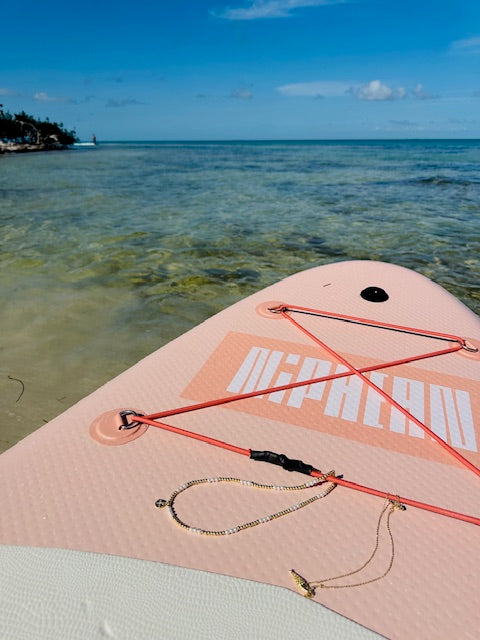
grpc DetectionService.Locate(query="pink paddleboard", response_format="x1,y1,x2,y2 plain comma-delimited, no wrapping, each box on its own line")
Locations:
1,260,479,639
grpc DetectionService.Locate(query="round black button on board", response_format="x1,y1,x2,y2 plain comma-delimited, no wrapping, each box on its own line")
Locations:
360,286,389,302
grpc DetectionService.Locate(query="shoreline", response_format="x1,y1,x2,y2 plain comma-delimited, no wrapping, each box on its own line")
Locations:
0,142,69,154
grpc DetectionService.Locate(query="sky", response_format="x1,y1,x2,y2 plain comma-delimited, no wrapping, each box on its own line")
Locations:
1,0,480,140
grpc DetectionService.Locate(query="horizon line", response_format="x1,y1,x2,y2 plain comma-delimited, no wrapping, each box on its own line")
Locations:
85,137,480,143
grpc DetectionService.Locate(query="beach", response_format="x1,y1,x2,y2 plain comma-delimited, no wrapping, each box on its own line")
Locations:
1,139,479,453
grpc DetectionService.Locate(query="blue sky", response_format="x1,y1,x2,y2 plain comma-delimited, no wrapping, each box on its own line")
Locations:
1,0,479,140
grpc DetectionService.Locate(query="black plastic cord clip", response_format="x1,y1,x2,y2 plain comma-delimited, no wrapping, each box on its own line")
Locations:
250,450,315,476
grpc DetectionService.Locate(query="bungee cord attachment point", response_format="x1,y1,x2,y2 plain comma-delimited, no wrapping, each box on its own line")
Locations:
118,409,145,430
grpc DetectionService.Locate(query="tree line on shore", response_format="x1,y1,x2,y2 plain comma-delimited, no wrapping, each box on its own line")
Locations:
0,104,78,152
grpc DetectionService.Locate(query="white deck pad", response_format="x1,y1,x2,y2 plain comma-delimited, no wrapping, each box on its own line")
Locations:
0,546,382,639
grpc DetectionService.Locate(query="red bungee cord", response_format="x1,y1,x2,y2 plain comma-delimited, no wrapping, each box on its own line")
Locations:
280,305,480,479
125,305,480,527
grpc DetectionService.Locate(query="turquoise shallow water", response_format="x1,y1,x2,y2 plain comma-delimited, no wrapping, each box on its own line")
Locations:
1,140,479,450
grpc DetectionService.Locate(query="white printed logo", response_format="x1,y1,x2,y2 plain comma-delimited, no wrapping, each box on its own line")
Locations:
227,346,477,452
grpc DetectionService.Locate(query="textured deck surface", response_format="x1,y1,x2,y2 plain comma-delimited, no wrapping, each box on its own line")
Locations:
1,261,479,639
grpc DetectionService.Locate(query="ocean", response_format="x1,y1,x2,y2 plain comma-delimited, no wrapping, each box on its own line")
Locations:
1,139,479,451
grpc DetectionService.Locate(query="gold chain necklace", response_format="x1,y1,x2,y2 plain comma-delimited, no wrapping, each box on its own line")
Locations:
155,471,337,536
291,498,406,597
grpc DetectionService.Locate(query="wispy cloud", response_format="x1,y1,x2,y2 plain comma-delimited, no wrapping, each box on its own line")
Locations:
215,0,346,21
277,78,442,102
352,80,406,101
105,98,144,108
230,88,254,99
389,119,420,128
0,87,20,97
33,91,71,103
277,79,410,100
412,83,437,100
70,95,97,105
450,36,480,54
277,80,352,97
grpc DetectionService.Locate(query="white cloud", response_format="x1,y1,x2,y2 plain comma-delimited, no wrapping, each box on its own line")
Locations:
33,91,70,103
412,83,436,100
276,80,352,97
450,36,480,54
216,0,345,20
352,80,406,101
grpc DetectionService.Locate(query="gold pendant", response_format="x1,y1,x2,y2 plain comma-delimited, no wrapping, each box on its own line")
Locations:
290,569,316,598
